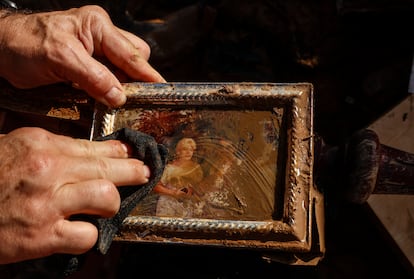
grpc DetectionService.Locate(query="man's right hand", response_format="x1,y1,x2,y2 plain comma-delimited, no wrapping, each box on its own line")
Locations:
0,127,150,264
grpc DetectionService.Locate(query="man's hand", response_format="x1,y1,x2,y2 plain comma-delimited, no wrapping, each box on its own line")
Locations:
0,127,151,264
0,5,165,108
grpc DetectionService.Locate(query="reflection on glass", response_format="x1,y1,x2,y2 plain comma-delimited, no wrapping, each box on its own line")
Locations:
117,108,283,221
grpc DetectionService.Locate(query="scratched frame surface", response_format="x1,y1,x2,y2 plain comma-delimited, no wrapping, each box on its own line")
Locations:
91,82,314,252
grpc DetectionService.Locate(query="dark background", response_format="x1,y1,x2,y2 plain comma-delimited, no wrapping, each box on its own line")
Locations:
2,0,414,278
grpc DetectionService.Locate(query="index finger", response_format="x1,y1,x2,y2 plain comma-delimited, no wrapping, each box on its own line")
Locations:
54,39,126,107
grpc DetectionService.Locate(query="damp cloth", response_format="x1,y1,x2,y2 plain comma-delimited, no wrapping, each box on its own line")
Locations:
94,127,168,254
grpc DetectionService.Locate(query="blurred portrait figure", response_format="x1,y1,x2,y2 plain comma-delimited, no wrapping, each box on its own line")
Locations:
154,137,204,217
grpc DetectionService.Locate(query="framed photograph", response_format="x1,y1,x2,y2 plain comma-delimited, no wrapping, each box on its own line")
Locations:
91,82,322,259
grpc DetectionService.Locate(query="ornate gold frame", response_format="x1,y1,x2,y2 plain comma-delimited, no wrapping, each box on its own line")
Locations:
91,82,322,261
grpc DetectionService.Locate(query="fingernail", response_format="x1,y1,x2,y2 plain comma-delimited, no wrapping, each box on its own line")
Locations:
105,87,126,107
143,165,151,179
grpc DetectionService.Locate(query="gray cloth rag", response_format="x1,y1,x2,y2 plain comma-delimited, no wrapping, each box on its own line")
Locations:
94,127,168,254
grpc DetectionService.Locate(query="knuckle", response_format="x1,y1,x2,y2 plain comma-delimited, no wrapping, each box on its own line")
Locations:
98,181,120,215
80,5,110,21
12,127,49,141
77,139,94,157
25,151,54,177
137,43,151,60
127,53,143,68
130,160,147,181
105,140,126,157
4,128,57,182
83,66,113,95
91,67,110,84
13,129,55,176
95,158,110,176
